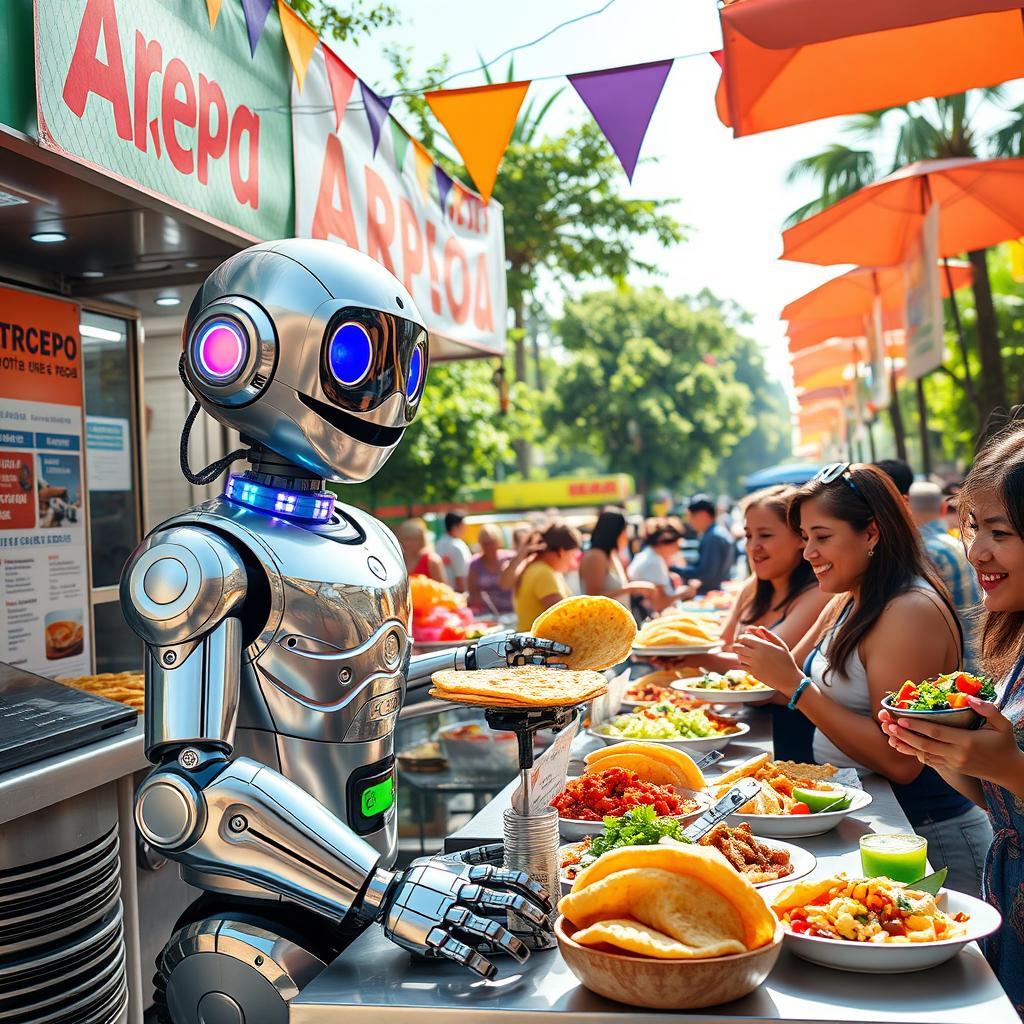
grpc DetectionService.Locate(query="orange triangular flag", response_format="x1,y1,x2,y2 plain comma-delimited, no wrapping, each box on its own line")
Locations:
425,81,529,203
277,2,319,92
205,0,222,29
411,138,434,202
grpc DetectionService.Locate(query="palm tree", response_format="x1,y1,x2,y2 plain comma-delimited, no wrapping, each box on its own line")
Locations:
786,91,1022,426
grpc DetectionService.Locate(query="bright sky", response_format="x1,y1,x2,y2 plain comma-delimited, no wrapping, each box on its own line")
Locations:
338,0,1018,387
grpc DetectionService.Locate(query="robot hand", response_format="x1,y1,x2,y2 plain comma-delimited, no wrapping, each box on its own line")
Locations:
378,844,552,978
466,632,571,670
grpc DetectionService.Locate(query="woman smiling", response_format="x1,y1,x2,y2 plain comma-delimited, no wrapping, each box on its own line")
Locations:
880,418,1024,1006
735,463,992,896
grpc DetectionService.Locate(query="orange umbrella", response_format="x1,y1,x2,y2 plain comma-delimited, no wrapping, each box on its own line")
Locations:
787,313,899,353
781,157,1024,266
717,1,1024,137
781,262,972,322
791,340,862,386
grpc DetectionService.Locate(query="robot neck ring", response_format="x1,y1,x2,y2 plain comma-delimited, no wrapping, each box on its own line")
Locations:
224,473,336,524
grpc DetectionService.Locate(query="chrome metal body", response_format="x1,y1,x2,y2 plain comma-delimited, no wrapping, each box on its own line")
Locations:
121,240,561,1022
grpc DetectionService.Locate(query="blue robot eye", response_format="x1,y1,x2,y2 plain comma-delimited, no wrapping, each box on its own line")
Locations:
328,322,373,386
407,345,424,399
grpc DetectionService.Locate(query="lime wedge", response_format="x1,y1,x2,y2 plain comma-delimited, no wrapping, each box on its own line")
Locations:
793,785,852,813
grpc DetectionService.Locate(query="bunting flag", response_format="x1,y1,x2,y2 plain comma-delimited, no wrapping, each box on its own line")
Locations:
411,138,435,202
361,82,393,156
568,60,673,182
425,81,530,203
710,50,725,69
435,165,454,211
240,0,273,56
205,0,222,30
390,118,412,171
278,2,318,91
323,45,356,131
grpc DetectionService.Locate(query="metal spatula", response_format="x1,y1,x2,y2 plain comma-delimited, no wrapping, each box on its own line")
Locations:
680,777,762,843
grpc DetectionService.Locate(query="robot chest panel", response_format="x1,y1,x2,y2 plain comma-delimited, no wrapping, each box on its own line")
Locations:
239,507,412,741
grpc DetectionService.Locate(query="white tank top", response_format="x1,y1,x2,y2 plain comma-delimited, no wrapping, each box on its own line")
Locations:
807,579,953,769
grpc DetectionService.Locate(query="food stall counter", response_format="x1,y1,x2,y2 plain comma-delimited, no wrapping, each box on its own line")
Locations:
290,711,1018,1024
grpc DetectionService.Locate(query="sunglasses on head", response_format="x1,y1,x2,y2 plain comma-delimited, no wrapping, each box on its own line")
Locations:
813,462,870,508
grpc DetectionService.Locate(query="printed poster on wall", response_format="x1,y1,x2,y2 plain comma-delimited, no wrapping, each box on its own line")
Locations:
292,48,508,356
0,287,91,678
903,203,946,381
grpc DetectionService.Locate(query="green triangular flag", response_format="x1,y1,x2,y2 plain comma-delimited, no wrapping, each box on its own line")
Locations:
390,119,411,171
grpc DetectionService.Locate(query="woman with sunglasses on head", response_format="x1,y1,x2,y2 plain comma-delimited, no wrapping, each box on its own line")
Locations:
880,420,1024,1008
734,463,993,896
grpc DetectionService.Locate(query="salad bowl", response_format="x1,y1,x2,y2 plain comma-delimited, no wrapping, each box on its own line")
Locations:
881,672,997,730
586,720,749,755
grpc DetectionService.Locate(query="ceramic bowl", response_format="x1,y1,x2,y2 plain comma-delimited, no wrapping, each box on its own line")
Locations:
555,916,783,1009
879,695,983,730
586,719,749,755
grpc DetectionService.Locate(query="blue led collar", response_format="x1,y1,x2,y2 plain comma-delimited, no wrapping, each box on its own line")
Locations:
224,474,336,523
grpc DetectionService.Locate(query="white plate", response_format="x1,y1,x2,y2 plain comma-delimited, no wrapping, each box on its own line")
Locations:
555,787,711,842
781,888,1001,973
557,834,816,894
632,643,722,657
719,785,873,838
674,683,774,704
586,719,749,755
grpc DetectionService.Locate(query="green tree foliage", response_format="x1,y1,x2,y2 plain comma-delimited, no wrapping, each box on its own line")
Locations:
547,287,756,499
290,0,399,44
786,91,1021,426
348,360,539,512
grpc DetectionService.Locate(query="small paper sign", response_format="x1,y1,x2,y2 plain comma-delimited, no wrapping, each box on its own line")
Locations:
511,716,580,815
589,667,631,726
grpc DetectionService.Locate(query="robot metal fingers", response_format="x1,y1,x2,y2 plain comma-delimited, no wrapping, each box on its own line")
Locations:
466,631,571,670
376,851,553,978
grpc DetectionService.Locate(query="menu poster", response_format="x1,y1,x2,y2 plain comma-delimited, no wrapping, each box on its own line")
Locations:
0,287,91,677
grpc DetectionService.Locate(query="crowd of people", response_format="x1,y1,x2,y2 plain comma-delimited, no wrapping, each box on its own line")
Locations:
393,414,1024,1006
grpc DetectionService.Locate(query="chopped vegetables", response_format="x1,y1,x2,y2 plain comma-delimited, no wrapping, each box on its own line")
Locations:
595,702,739,741
885,672,996,712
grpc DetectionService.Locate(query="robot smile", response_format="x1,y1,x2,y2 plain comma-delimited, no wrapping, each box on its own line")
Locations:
299,392,406,448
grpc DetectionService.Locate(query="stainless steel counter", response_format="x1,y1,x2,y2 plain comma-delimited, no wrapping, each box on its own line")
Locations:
0,721,146,825
290,709,1018,1024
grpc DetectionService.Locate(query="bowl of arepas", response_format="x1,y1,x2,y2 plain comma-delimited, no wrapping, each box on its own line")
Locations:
555,844,783,1009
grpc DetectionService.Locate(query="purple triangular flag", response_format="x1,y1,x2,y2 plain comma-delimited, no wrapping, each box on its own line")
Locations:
361,82,394,157
435,166,454,212
240,0,273,56
568,60,673,182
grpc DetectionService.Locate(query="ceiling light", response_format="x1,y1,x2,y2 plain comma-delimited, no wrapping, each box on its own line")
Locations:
80,324,122,342
155,295,181,307
31,231,67,244
81,270,104,279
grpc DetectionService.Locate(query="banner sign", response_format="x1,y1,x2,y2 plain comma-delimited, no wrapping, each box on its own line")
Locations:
293,48,507,355
0,287,92,678
493,474,634,511
35,0,293,239
903,203,946,381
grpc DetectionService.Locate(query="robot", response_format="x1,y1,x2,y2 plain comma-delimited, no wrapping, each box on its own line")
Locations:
120,240,567,1024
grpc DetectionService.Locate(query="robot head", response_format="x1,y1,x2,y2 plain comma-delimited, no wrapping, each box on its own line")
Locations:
181,240,428,483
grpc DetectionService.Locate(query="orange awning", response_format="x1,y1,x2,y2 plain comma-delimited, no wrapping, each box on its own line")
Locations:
782,157,1024,266
791,339,863,386
781,262,972,323
717,1,1024,137
795,365,854,394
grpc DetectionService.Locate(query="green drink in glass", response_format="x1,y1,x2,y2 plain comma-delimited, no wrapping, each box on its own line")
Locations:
859,833,928,883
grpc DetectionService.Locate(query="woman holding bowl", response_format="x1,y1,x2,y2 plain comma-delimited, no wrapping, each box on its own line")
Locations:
880,418,1024,1006
734,463,992,896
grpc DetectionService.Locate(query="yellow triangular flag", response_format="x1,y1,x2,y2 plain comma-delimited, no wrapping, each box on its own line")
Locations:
411,138,433,202
425,81,529,203
277,1,319,92
205,0,222,29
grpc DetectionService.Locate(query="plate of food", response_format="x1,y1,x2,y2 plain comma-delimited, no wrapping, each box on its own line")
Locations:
632,610,722,657
556,844,783,1010
622,669,703,708
557,807,815,893
707,754,872,838
880,671,997,730
588,702,748,754
674,670,774,705
551,769,710,841
771,875,1002,973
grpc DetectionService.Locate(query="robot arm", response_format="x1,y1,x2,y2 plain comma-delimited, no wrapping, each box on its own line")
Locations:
123,525,549,973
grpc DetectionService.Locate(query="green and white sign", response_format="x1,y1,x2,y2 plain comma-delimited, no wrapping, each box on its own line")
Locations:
36,0,293,239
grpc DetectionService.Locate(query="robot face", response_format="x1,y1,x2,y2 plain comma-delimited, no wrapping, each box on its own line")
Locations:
182,241,430,484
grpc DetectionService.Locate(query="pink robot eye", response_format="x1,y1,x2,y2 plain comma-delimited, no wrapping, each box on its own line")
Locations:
193,318,248,382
